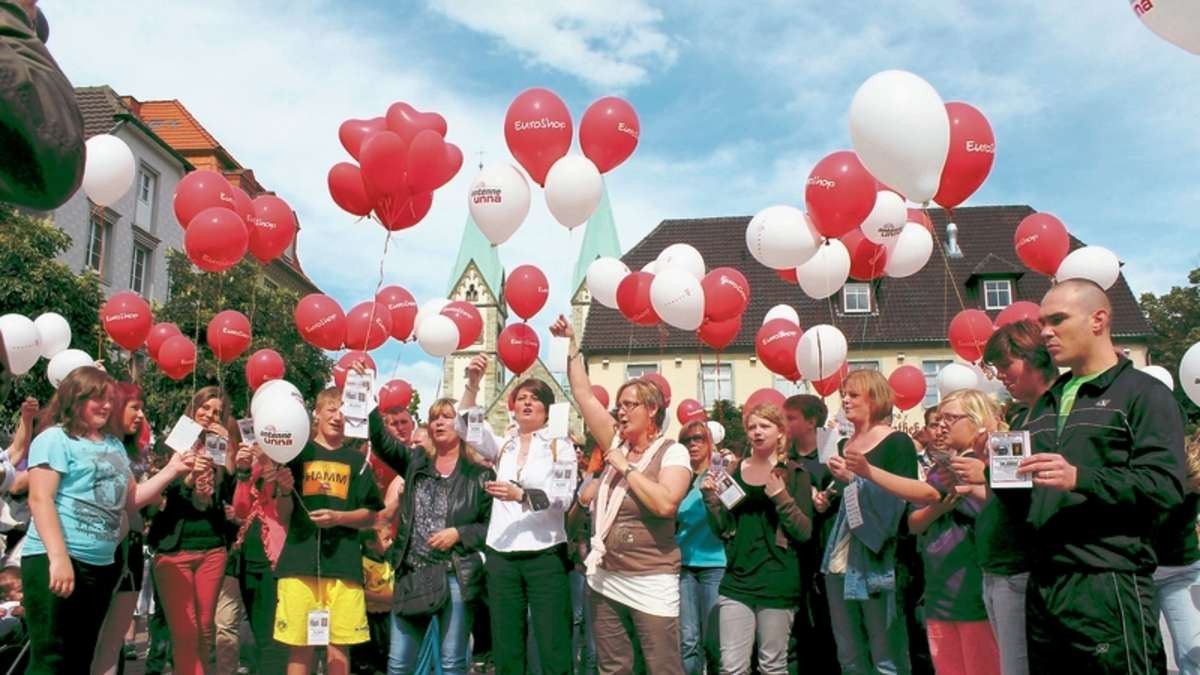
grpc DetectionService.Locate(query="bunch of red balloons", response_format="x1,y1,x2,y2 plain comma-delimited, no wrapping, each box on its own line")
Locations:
174,170,297,272
328,102,462,231
494,264,550,375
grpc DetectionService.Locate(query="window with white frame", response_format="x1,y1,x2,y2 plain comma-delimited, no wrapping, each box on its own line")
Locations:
699,363,732,406
625,363,658,380
983,279,1013,310
772,376,810,397
847,360,880,372
86,214,112,280
134,167,158,227
129,245,150,295
922,359,953,408
843,283,872,314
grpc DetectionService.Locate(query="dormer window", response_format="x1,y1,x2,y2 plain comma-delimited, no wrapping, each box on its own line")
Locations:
983,279,1013,310
843,283,872,314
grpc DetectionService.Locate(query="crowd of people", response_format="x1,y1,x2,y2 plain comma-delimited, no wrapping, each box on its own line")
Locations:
0,278,1192,675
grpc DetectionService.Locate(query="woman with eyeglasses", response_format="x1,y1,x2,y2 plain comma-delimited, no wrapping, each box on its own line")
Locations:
674,420,726,675
551,316,692,675
909,390,1002,675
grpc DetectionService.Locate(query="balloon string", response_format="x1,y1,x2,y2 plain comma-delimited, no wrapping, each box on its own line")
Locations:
360,230,394,353
192,276,202,394
928,205,967,312
246,265,261,414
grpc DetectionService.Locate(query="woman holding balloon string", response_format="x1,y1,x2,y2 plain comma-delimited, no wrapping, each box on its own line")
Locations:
551,315,692,675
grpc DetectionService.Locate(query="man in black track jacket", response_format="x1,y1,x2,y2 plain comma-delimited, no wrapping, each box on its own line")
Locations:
1018,279,1186,674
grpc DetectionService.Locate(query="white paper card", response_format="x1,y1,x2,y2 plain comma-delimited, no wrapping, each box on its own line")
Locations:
988,431,1033,489
204,434,228,467
165,415,204,454
548,336,570,373
549,458,576,502
236,418,256,445
344,416,368,439
467,408,485,444
547,402,570,440
817,428,841,464
844,481,864,529
306,609,330,646
715,470,746,510
341,370,374,419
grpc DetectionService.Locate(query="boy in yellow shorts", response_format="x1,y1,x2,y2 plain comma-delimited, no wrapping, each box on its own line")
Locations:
273,387,383,674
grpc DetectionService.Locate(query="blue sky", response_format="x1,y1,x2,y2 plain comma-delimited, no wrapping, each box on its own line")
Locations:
42,1,1200,404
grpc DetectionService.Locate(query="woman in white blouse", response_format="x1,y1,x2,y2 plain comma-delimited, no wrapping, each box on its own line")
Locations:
458,353,578,675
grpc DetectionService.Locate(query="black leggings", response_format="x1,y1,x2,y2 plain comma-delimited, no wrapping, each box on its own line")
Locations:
21,553,121,674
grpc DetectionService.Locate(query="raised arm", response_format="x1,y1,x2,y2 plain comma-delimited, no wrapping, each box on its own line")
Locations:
6,398,39,468
130,451,195,510
550,315,615,451
454,354,503,460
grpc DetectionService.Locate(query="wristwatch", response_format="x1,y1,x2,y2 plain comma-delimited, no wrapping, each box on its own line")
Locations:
622,465,636,479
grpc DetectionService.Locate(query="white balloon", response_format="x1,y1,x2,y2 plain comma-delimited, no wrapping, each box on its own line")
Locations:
0,314,41,376
81,134,136,207
544,155,603,229
656,243,706,281
1140,365,1175,391
254,395,311,464
849,70,950,203
640,260,660,274
795,240,851,300
46,349,94,388
763,304,800,326
417,314,460,358
884,223,934,278
1181,342,1200,407
937,363,980,398
251,379,304,419
468,164,531,246
1055,246,1120,290
745,205,822,269
650,268,705,331
33,312,71,359
414,298,451,335
1134,0,1200,55
794,324,848,381
586,257,630,309
707,420,726,446
860,191,907,245
968,363,1007,397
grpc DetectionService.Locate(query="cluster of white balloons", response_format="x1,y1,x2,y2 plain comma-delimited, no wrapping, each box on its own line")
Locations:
0,312,96,387
82,134,136,207
585,243,710,332
760,305,850,381
250,379,310,464
585,256,631,308
468,157,603,245
412,298,458,358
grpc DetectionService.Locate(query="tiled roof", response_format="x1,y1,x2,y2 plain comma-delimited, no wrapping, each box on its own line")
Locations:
75,86,129,138
580,205,1151,353
132,100,222,152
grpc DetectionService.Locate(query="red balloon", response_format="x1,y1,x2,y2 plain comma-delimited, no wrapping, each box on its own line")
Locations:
377,191,433,232
676,398,707,425
440,301,483,349
245,348,285,391
934,102,996,209
497,323,539,375
359,131,408,201
506,264,549,320
698,315,742,351
230,186,255,228
888,365,928,411
345,301,393,351
206,310,252,363
333,350,376,389
379,379,413,413
744,387,786,413
407,130,462,193
579,96,639,173
1014,213,1070,277
996,301,1041,328
294,294,346,351
616,272,659,325
642,373,672,406
385,102,447,145
146,322,182,361
701,267,750,322
805,151,877,238
376,286,418,341
249,195,297,263
504,87,573,186
338,117,387,160
840,228,889,281
908,208,934,234
948,309,996,362
174,170,235,229
776,268,799,284
156,335,196,381
591,385,610,410
185,207,249,272
101,291,153,351
756,318,803,378
328,163,373,217
812,363,849,397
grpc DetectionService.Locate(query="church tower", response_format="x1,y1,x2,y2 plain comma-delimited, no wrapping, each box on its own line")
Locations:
570,183,623,343
443,214,506,405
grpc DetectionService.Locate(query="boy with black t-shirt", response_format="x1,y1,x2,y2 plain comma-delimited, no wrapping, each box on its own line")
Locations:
273,387,383,675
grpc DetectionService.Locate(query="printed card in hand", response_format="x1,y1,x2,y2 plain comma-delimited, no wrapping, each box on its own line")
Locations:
204,434,228,467
236,418,256,445
714,469,746,510
988,431,1033,488
467,408,485,444
341,370,374,419
165,415,204,454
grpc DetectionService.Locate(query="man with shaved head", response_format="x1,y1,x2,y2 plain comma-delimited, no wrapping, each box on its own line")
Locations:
1016,279,1186,674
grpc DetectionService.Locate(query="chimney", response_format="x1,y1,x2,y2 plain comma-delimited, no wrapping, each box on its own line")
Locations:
946,221,963,258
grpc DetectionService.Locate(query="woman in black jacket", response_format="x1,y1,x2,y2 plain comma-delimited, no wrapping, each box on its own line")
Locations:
368,396,493,675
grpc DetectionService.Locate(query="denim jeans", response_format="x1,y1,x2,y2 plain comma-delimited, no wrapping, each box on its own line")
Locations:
1154,560,1200,675
981,572,1029,675
679,566,723,675
389,573,472,675
570,570,598,675
825,574,910,675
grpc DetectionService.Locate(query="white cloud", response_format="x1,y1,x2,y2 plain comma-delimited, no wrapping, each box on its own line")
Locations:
427,0,679,89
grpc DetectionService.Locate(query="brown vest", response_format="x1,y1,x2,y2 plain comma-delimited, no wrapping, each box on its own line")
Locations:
601,440,682,575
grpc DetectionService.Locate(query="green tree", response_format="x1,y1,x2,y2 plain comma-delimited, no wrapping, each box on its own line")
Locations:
407,389,422,424
139,250,332,430
1139,268,1200,431
0,208,105,429
709,399,747,457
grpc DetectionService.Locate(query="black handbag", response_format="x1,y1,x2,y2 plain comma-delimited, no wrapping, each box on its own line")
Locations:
393,563,450,617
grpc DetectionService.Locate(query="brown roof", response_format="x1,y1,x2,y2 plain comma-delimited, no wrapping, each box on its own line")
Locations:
580,205,1151,353
76,85,131,138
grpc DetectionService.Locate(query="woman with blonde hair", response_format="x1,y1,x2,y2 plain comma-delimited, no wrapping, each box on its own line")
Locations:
551,315,692,675
675,419,725,675
702,403,812,674
908,389,1001,675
